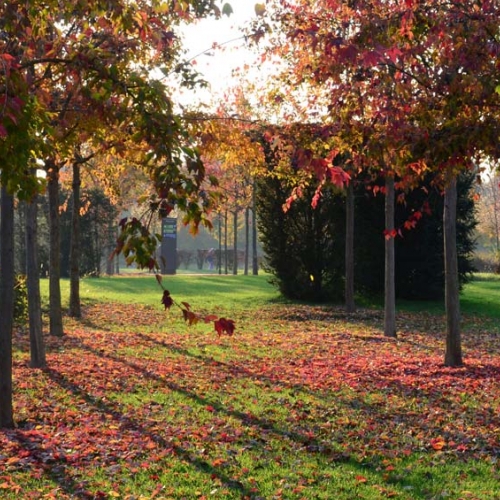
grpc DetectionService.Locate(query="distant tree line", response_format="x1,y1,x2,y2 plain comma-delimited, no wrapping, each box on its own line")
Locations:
12,187,118,279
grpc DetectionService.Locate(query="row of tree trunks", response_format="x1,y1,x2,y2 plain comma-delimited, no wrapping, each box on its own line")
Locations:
217,206,259,276
377,171,462,364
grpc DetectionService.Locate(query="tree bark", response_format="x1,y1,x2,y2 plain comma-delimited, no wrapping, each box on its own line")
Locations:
252,185,259,275
345,181,355,313
17,201,27,274
224,209,228,275
0,185,15,428
106,219,115,275
444,175,463,366
26,190,46,368
384,176,397,338
218,212,222,274
244,207,249,275
69,161,81,317
233,210,238,275
46,161,64,337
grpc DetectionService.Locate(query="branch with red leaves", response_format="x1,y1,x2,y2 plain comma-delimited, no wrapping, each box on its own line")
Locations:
113,217,235,337
157,275,235,337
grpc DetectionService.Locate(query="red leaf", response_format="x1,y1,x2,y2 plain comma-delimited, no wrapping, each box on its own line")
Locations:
182,309,199,326
203,314,219,323
161,290,173,310
214,317,235,336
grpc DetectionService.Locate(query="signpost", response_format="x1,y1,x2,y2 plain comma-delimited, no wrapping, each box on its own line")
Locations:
160,217,177,275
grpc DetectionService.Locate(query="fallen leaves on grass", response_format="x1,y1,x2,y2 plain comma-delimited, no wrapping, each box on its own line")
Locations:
2,302,500,499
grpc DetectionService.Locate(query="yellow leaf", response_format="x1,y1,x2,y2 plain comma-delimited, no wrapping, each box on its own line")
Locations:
255,3,265,16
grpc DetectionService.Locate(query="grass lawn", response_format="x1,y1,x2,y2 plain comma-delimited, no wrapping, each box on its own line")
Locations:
1,273,499,499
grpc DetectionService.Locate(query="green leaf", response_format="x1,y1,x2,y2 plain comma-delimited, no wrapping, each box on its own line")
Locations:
222,3,233,16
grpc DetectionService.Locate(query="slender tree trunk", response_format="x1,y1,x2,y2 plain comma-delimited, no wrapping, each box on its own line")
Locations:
94,207,100,276
26,190,46,368
106,219,114,275
233,210,238,275
444,175,463,366
0,185,15,428
17,201,27,274
384,176,397,338
69,161,81,317
218,212,222,275
224,209,228,275
244,207,249,275
115,239,120,275
345,182,355,313
47,162,64,337
252,182,258,275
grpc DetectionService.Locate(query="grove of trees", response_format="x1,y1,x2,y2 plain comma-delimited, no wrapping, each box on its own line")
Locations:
2,0,500,430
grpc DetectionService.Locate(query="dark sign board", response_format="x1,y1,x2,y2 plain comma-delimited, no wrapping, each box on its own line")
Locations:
160,217,177,274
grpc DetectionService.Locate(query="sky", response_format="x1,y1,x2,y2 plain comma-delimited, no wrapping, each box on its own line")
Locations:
174,1,262,106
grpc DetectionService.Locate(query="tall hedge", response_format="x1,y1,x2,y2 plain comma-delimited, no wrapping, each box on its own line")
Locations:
256,176,345,301
256,172,477,302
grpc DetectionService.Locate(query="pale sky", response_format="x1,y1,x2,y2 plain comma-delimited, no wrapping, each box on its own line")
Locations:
175,0,262,106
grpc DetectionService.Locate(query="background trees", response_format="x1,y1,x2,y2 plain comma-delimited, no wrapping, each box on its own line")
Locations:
251,0,500,365
476,165,500,272
0,0,234,428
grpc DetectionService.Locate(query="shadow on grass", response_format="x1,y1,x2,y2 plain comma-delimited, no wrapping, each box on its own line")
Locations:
40,367,255,498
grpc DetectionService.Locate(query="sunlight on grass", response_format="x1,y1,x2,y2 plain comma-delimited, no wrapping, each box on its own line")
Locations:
4,273,499,499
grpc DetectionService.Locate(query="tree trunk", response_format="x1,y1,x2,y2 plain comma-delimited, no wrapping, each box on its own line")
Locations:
224,209,228,275
0,185,15,428
345,181,355,313
69,161,81,318
94,206,100,276
233,210,238,275
244,207,249,275
218,212,222,274
106,219,114,275
252,182,259,275
384,176,397,338
444,175,463,366
17,201,27,274
26,190,46,368
47,162,64,337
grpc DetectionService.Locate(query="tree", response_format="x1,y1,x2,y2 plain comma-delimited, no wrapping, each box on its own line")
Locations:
25,178,46,368
0,0,237,427
254,0,500,365
45,160,64,336
444,172,462,366
69,157,83,317
345,181,355,312
0,185,15,428
384,175,396,338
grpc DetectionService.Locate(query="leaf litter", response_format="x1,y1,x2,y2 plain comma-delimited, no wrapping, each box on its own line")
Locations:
2,301,500,499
